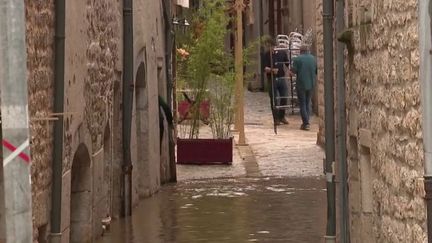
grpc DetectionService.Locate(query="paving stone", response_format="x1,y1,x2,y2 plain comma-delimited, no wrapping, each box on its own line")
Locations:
177,91,325,180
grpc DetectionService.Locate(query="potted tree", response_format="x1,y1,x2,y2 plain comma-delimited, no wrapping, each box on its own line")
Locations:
176,0,235,164
177,73,235,164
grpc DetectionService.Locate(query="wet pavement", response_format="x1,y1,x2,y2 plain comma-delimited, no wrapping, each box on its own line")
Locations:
98,91,326,243
97,177,326,243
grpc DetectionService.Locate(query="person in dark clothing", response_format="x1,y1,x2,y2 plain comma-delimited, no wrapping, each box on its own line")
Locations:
263,39,290,125
290,45,317,131
159,96,173,153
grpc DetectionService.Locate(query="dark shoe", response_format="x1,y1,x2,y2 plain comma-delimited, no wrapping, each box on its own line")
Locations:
300,124,310,131
280,118,289,124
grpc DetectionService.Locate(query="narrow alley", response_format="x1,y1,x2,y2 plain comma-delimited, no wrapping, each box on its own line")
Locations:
97,91,326,243
1,0,430,243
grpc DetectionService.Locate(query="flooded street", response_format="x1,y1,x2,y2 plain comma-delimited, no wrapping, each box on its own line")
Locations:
98,91,326,243
97,177,326,243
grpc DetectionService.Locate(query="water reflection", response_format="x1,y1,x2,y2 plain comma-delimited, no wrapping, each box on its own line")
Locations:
97,177,326,243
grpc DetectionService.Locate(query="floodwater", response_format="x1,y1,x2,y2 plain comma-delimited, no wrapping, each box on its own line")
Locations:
97,177,326,243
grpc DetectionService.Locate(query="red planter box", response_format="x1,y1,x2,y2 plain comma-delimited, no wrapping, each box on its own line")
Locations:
177,100,210,123
176,137,233,165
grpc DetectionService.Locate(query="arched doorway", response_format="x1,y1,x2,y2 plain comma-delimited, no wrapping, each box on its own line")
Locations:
70,144,92,243
135,61,150,197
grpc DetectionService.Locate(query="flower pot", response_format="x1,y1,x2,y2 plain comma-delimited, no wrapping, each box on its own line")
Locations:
176,137,233,165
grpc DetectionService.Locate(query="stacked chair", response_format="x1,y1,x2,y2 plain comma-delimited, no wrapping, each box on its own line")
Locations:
270,32,304,133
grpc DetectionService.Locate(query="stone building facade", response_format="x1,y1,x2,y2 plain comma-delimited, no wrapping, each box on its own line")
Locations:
316,0,426,242
25,1,56,241
11,1,174,242
315,1,325,146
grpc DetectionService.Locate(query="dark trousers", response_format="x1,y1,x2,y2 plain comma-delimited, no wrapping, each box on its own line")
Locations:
297,89,312,125
268,76,288,121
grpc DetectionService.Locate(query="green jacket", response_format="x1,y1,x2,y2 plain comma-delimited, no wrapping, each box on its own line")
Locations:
291,53,317,91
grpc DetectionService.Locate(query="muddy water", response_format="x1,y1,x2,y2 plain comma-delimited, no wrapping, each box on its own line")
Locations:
97,177,326,243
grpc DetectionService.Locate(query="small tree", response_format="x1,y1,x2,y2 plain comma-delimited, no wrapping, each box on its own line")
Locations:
178,0,234,139
207,72,234,139
176,0,261,139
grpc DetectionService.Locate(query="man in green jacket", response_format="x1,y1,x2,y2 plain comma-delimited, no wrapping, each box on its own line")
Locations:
290,45,317,131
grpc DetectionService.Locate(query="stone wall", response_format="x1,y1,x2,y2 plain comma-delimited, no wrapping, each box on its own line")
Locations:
345,0,425,242
314,0,426,241
23,1,169,242
25,1,55,241
84,0,122,239
130,0,166,203
62,0,122,241
315,0,325,146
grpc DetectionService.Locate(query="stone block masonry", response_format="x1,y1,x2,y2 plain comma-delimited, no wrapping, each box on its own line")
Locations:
20,0,170,242
315,0,426,241
25,1,55,241
315,0,325,147
344,0,425,242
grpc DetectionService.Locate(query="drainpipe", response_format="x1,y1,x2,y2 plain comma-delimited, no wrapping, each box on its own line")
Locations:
259,0,264,91
50,0,66,242
419,1,432,242
122,0,134,217
336,0,349,242
162,0,177,183
323,0,336,242
276,0,282,34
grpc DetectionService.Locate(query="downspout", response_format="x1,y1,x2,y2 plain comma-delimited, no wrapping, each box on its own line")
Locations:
50,0,65,242
323,0,336,242
336,0,349,242
259,0,264,91
419,0,432,242
276,0,282,34
122,0,134,217
162,0,177,183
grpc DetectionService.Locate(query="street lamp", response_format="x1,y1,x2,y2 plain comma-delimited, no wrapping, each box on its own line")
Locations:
171,16,190,144
172,17,190,33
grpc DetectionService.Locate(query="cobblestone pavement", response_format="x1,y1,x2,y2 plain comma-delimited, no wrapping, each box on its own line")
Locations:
243,91,324,178
177,90,324,180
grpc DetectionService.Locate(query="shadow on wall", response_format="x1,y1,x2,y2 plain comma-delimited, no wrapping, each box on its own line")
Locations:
70,143,92,243
111,72,123,219
135,61,151,198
